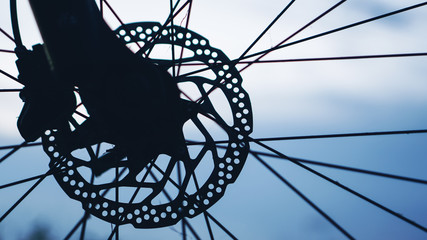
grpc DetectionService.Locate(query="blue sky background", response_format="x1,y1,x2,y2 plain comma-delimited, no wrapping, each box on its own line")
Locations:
1,0,427,239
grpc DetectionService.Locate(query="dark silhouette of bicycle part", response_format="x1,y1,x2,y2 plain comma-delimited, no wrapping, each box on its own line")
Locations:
15,0,252,229
1,0,427,239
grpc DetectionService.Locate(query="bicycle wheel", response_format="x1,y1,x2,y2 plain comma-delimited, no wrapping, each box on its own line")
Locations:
1,0,427,239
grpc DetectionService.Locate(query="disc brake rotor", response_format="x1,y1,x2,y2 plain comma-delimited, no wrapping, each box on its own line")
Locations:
42,22,253,228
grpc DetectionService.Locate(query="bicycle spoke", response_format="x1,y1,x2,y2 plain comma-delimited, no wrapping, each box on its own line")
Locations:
239,0,346,72
132,0,185,58
249,148,427,185
253,129,427,141
251,152,355,239
82,156,97,240
99,0,103,16
197,112,427,233
176,0,193,77
180,0,347,104
95,143,101,157
241,2,427,62
102,0,125,26
129,160,156,202
106,159,158,240
0,170,62,189
0,49,14,54
74,110,89,119
182,215,186,238
191,170,214,240
0,141,28,164
3,0,426,238
107,222,119,240
151,163,237,239
141,0,191,57
237,53,427,65
204,212,237,240
183,144,215,239
202,205,214,240
80,168,95,240
252,138,427,232
0,174,45,190
169,51,427,66
181,220,187,240
0,68,20,83
0,169,51,222
65,212,91,240
149,168,201,240
239,0,297,59
0,27,15,43
187,129,427,145
64,168,128,239
0,142,42,151
79,212,88,240
176,156,187,240
115,166,119,240
198,140,427,185
187,135,427,185
183,218,200,240
0,88,20,92
107,225,117,240
85,146,97,161
177,0,346,79
103,0,142,49
170,0,177,78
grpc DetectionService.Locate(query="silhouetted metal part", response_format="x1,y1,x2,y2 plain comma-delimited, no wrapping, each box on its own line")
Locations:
28,0,183,155
22,0,252,229
38,20,252,228
116,21,252,225
16,44,76,142
10,0,24,50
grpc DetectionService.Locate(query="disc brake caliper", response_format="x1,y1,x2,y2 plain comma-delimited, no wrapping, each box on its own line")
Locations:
16,44,76,142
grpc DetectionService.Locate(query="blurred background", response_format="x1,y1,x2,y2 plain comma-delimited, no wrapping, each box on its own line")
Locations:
1,0,427,239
